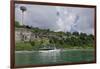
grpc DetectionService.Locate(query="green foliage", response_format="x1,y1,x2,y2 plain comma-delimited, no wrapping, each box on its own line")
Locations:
15,26,94,50
30,41,35,46
15,21,20,28
16,42,33,51
66,32,71,36
72,32,79,36
15,21,25,28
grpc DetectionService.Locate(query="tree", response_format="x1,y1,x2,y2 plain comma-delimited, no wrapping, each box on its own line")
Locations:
30,41,35,46
79,33,88,47
25,25,32,29
15,21,20,28
47,29,50,32
66,32,71,36
80,32,87,40
88,34,94,40
86,34,94,46
72,32,79,36
80,33,87,37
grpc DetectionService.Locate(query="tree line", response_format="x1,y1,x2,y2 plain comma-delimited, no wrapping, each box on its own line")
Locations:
15,21,94,50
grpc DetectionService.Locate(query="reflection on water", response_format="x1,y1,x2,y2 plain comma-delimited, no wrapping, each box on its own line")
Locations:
38,49,61,63
15,49,94,66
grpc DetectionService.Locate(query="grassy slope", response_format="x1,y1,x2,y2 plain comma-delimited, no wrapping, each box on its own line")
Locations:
15,41,94,51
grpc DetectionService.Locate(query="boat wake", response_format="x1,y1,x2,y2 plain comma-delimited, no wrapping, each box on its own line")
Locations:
38,49,61,53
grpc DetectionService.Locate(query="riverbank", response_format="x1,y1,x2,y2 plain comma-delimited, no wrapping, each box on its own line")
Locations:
62,48,94,51
15,48,94,53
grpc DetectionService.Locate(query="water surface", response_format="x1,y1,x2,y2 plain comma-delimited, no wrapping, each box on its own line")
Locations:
15,49,94,66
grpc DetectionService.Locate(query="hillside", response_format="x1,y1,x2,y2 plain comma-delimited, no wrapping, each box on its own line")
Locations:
15,21,94,51
15,27,94,51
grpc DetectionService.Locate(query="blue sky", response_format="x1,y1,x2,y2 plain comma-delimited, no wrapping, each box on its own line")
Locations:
15,4,95,34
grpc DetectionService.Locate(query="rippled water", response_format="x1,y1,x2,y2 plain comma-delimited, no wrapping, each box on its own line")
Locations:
15,49,94,66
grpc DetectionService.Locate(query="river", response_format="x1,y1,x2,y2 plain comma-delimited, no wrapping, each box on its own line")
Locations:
15,49,94,66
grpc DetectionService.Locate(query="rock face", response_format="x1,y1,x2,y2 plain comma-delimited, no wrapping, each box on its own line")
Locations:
15,28,35,42
15,28,65,42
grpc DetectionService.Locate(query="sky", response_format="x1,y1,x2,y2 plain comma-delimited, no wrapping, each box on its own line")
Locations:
15,4,95,34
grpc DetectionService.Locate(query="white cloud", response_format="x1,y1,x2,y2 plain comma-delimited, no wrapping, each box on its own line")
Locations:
15,4,95,34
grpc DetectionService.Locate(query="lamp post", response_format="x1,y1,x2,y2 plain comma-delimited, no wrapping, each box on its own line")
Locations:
20,6,27,42
20,6,26,26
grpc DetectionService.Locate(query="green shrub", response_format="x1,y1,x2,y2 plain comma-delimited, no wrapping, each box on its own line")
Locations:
16,42,33,51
